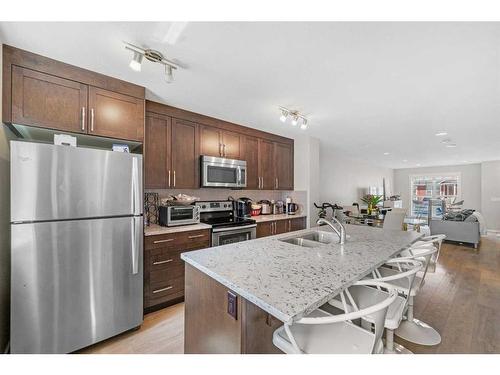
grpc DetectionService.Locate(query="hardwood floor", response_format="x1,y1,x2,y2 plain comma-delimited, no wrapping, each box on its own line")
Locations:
80,236,500,354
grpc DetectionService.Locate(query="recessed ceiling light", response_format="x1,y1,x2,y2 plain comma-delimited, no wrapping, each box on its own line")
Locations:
441,138,452,144
446,143,457,148
402,159,408,162
435,131,448,136
416,163,421,166
383,152,390,155
463,160,469,163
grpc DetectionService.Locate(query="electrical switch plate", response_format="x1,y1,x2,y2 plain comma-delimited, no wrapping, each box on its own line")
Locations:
227,291,237,320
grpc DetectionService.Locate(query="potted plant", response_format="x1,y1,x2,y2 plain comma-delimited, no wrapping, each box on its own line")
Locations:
361,194,383,216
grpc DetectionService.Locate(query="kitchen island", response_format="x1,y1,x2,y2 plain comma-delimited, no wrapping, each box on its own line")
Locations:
181,224,422,353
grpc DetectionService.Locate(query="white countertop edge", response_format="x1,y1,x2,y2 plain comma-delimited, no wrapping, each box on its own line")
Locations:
144,223,212,236
253,213,307,223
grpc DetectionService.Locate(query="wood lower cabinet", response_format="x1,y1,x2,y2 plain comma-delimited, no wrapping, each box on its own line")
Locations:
144,229,210,311
185,264,284,354
256,217,307,238
11,66,88,133
171,118,199,188
88,87,144,141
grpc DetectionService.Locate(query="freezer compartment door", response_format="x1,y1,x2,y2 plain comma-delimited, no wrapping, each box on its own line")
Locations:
11,141,143,222
11,216,143,354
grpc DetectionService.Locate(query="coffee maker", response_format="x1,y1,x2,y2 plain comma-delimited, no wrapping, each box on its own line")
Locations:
234,197,252,219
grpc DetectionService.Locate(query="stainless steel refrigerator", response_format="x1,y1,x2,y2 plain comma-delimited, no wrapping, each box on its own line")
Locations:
10,140,143,354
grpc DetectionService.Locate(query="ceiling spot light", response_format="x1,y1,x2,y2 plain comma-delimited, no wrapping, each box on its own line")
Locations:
124,41,179,82
435,131,448,136
280,110,289,123
300,119,308,130
291,115,299,126
129,51,143,72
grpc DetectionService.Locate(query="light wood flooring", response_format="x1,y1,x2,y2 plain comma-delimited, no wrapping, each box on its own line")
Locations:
81,235,500,354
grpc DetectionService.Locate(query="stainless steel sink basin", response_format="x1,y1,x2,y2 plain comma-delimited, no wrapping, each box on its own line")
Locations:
280,237,321,248
279,230,339,247
299,231,337,244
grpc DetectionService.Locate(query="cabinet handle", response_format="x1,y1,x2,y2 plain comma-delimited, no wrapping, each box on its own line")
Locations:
81,107,85,131
188,234,205,239
275,178,279,189
153,286,173,294
173,170,176,187
223,144,226,157
153,238,174,244
153,259,173,265
219,143,223,157
261,177,264,189
168,170,171,187
90,108,95,132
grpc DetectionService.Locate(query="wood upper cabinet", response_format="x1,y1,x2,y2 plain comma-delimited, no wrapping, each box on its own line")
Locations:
242,136,259,189
199,125,241,159
221,131,241,159
11,66,88,133
199,125,222,157
274,142,294,190
88,86,144,141
144,114,170,189
258,139,275,190
171,118,199,189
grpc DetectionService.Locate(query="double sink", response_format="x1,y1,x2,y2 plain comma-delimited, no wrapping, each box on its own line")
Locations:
279,230,340,248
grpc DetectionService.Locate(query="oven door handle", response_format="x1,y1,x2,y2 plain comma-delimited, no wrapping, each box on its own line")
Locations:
212,224,257,233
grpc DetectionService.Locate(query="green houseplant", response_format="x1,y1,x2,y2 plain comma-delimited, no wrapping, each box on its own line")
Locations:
361,194,383,216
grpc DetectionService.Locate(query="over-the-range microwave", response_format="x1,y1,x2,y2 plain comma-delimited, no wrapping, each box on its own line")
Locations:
200,155,247,188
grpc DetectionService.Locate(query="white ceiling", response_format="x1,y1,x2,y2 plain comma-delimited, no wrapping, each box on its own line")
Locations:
1,22,499,169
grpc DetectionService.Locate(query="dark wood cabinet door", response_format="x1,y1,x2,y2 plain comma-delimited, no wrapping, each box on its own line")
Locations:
242,136,259,189
256,222,273,238
88,86,145,141
221,131,241,159
199,125,222,157
274,142,294,190
291,217,307,232
171,118,199,189
258,139,275,190
144,114,170,189
275,219,288,235
11,66,88,133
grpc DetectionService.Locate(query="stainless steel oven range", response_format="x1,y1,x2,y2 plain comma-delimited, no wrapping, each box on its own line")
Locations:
195,200,256,246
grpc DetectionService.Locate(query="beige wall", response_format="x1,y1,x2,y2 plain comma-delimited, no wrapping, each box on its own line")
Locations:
0,41,13,351
393,163,482,212
481,161,500,231
319,145,394,209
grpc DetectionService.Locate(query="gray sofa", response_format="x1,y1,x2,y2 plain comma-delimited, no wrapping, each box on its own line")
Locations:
430,219,480,249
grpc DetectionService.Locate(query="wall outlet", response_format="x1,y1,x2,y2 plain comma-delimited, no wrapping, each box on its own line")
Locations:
227,291,237,320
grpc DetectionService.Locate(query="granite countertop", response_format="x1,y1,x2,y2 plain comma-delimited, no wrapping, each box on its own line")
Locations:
181,224,422,323
253,213,307,223
144,223,212,236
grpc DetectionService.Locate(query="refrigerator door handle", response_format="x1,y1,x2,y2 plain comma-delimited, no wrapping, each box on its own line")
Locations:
132,157,141,216
131,218,141,275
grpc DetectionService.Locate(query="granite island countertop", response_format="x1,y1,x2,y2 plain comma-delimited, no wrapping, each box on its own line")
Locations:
181,224,422,323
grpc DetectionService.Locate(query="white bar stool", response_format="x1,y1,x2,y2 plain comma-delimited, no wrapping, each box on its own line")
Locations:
329,258,423,354
272,280,398,354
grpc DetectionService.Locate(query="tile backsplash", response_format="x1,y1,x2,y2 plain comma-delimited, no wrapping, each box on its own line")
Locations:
145,188,308,216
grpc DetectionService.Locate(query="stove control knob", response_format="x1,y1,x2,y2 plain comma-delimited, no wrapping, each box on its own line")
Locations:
202,205,206,209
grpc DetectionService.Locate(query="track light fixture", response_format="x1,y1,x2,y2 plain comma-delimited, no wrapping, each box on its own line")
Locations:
124,42,179,83
278,106,309,130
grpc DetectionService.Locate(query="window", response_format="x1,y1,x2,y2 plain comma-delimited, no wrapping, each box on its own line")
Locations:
409,173,461,218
